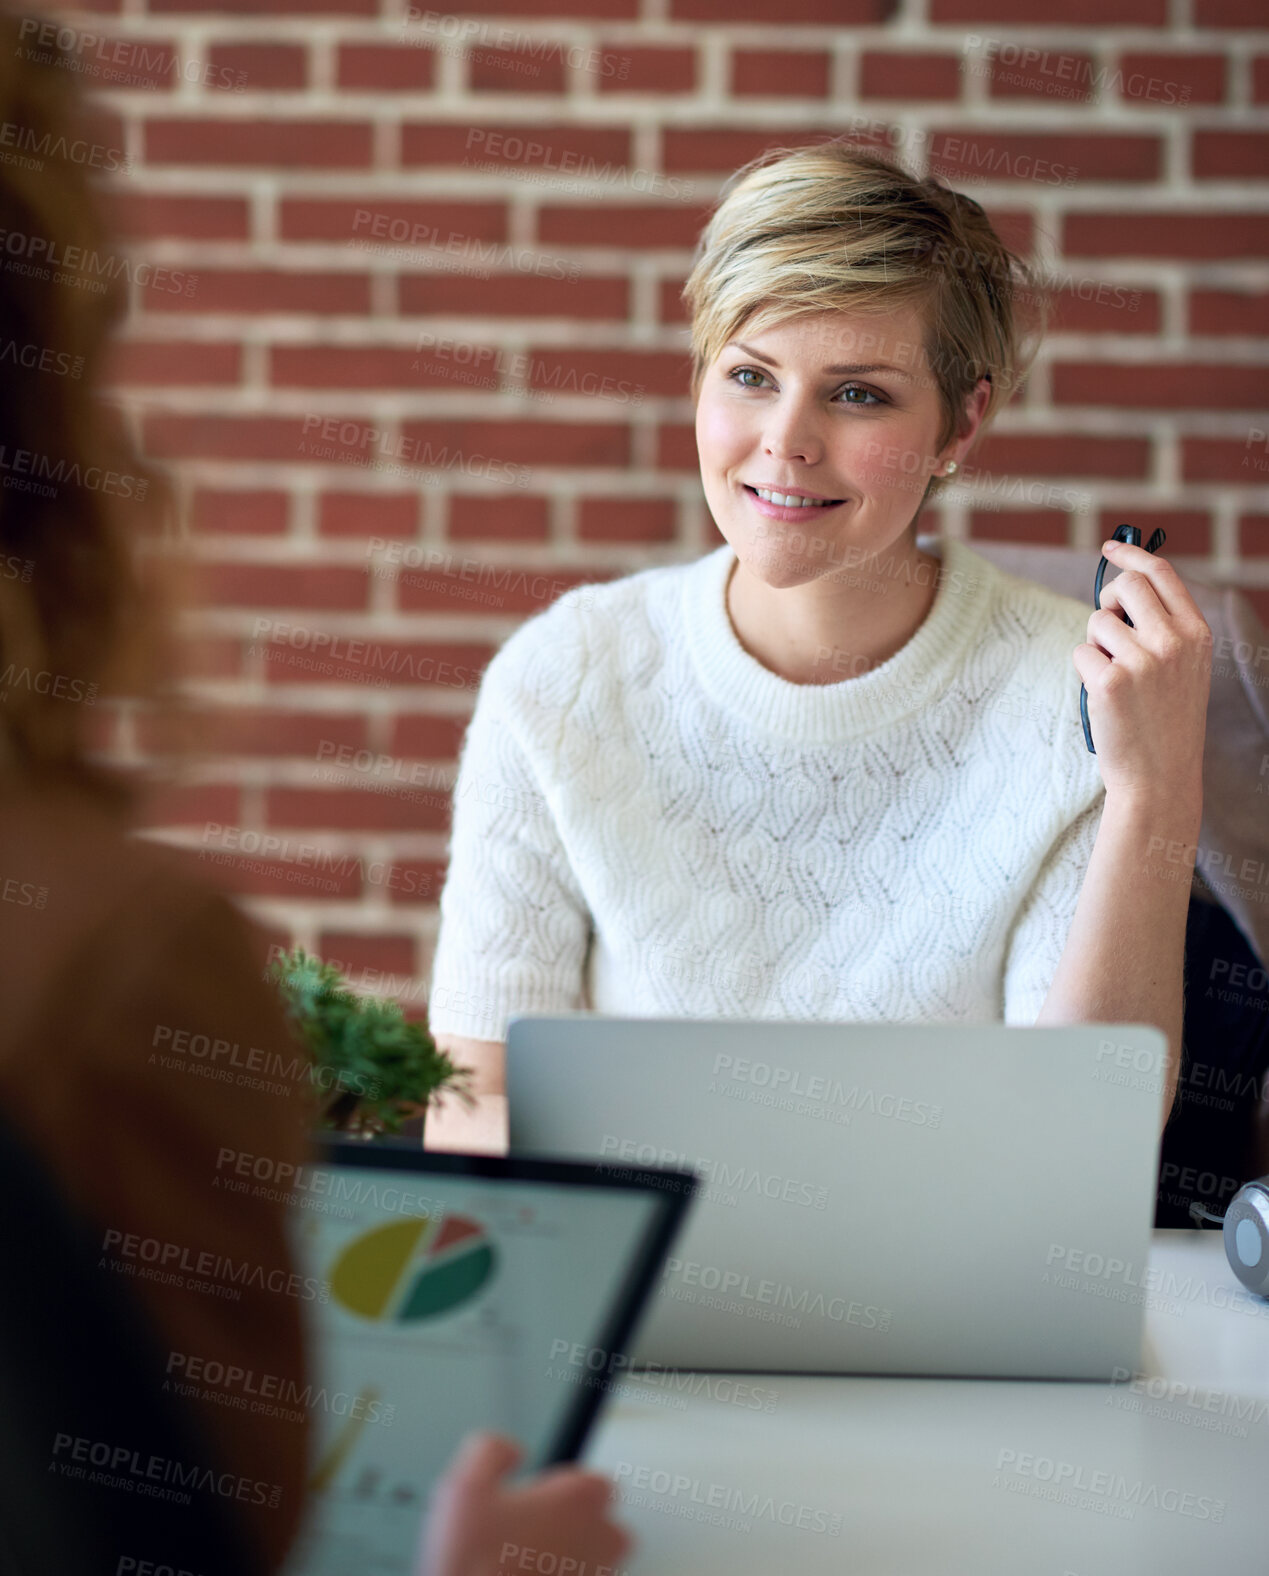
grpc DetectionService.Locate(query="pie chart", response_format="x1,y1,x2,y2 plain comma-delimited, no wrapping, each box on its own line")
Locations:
331,1213,496,1322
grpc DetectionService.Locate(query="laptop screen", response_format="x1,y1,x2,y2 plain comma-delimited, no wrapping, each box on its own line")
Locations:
280,1144,693,1576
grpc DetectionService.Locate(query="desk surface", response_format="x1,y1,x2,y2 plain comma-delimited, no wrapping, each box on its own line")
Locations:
426,1102,1268,1571
582,1232,1269,1576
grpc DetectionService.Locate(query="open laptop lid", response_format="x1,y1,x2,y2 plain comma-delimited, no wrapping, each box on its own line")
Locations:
507,1016,1166,1381
280,1139,696,1576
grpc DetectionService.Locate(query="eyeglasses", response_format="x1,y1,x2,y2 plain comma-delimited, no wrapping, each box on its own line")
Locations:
1080,523,1167,755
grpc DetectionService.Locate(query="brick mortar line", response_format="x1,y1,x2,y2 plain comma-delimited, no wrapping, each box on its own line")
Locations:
55,16,1269,42
109,102,1269,123
95,179,1269,208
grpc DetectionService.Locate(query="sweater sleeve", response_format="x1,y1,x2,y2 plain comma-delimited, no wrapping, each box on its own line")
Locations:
1002,799,1105,1027
428,633,594,1043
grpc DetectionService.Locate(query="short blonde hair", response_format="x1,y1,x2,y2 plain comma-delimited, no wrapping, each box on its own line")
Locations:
682,140,1052,499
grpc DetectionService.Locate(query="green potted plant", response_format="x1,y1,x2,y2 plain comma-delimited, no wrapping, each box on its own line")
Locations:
268,947,473,1139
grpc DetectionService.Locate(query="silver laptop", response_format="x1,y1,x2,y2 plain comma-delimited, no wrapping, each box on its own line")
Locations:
506,1017,1167,1381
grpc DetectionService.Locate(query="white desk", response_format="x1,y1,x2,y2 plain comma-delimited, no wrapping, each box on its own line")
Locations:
426,1102,1269,1569
583,1232,1269,1575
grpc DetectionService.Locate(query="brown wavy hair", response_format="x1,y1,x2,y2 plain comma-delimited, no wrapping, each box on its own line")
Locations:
0,5,171,797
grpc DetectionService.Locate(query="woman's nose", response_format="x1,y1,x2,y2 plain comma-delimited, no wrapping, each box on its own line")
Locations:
761,399,824,466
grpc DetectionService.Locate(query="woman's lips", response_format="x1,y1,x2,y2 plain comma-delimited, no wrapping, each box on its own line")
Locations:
743,483,847,522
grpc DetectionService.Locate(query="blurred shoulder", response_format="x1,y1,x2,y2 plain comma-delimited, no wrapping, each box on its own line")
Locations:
0,775,280,1048
0,775,228,943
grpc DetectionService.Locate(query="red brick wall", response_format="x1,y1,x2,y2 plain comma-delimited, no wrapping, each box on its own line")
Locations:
55,0,1268,1002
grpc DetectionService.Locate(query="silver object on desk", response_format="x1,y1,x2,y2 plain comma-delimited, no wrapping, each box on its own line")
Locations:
508,1016,1168,1382
1223,1177,1269,1297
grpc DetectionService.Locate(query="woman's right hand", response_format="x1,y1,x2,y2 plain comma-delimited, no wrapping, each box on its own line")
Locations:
419,1432,633,1576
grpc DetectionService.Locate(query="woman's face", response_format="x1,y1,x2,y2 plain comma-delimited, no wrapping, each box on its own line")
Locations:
694,305,984,589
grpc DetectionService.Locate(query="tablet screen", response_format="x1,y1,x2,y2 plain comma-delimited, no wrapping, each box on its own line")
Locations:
280,1160,671,1576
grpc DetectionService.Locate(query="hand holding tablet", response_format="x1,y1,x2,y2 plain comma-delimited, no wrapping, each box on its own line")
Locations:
419,1431,630,1576
280,1142,696,1576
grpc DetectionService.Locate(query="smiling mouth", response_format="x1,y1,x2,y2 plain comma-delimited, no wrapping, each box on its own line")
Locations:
743,484,846,508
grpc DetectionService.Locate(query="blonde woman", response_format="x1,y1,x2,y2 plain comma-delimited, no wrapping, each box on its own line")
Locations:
428,142,1211,1141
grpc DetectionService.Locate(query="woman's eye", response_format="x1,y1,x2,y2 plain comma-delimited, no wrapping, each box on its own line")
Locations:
730,367,767,389
838,384,884,406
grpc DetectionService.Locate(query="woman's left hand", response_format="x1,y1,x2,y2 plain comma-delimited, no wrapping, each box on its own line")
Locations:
1071,538,1213,807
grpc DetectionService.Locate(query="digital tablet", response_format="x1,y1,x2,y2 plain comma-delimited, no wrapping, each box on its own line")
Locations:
280,1139,697,1576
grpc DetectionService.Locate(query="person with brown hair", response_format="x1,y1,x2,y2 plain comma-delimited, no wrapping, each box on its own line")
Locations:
0,9,629,1574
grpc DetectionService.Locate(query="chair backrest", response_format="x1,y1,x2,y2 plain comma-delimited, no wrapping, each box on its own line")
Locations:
964,538,1269,970
0,1110,268,1576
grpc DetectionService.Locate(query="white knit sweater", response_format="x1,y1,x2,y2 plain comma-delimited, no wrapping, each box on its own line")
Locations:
428,535,1106,1042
